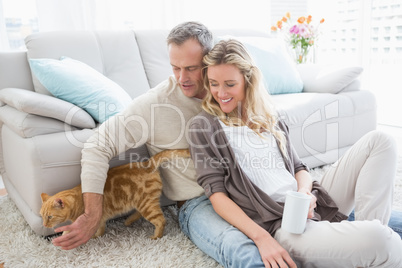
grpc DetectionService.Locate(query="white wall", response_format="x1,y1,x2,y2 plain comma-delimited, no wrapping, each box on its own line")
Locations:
36,0,272,32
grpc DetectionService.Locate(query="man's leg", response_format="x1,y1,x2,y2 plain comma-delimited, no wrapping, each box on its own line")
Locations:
349,210,402,238
178,195,265,268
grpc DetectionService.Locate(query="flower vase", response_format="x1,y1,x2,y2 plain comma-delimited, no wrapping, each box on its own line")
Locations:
293,43,315,64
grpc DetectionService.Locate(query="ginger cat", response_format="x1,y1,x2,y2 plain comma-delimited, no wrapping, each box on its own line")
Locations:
40,149,190,239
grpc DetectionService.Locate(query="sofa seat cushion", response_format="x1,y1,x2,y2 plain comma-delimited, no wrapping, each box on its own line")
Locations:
273,92,354,127
273,91,376,129
272,90,376,167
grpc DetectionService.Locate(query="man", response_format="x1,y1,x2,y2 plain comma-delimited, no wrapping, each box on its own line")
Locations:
52,21,402,267
52,21,211,249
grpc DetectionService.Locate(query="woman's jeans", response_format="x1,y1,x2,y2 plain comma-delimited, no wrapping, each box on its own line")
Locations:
179,195,264,267
179,195,402,267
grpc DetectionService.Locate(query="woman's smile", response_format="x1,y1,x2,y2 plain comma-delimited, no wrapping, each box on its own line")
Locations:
221,97,233,103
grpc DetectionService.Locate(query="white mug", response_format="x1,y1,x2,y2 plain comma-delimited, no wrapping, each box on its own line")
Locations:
281,191,312,234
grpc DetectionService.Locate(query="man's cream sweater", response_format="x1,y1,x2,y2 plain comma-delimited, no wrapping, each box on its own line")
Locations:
81,76,204,201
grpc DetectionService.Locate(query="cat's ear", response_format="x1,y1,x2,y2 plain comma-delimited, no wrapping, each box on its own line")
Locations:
54,198,65,208
41,193,50,203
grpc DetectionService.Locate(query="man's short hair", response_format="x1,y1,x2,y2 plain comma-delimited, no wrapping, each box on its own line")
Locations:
167,21,213,56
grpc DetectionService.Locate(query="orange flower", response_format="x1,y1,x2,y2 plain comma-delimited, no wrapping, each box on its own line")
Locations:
320,18,325,23
307,15,312,24
297,17,306,24
271,26,277,31
277,20,283,29
282,16,288,23
286,12,291,19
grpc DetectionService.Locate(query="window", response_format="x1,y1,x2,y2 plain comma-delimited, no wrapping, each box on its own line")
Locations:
1,0,271,51
310,0,402,127
1,0,38,50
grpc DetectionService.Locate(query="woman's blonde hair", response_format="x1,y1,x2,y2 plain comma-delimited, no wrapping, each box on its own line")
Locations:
202,39,288,158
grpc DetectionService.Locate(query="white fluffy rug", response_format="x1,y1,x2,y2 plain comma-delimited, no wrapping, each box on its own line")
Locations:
0,200,221,268
0,157,401,267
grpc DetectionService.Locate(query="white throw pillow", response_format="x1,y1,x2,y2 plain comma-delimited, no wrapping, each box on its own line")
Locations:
0,87,95,129
297,64,363,94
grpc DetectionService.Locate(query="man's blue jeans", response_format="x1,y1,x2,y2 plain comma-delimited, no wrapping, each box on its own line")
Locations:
348,210,402,238
179,195,402,268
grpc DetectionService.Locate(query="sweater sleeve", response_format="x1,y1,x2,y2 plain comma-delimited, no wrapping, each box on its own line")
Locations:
188,117,228,198
81,94,151,194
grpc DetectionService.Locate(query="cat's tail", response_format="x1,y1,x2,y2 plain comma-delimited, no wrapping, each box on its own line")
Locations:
145,149,191,172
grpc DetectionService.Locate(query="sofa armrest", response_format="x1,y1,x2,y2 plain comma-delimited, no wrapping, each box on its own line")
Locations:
0,105,78,138
0,88,95,129
296,64,363,94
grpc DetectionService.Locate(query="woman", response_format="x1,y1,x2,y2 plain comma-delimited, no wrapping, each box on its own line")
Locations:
188,39,402,267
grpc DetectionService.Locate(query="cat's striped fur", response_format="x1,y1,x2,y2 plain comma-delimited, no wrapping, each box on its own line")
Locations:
40,149,190,239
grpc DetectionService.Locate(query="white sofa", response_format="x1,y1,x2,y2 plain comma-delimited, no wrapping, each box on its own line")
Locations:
0,29,376,236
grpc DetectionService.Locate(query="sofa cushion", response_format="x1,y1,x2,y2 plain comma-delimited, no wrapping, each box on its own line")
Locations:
0,87,95,129
219,36,303,95
0,51,34,91
29,57,132,123
273,92,353,127
339,79,361,92
297,64,363,94
25,30,150,98
0,105,77,138
1,126,95,220
94,31,151,98
135,30,173,88
134,29,280,90
272,90,376,167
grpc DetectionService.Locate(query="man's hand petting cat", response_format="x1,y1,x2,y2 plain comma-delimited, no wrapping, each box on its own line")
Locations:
52,193,103,250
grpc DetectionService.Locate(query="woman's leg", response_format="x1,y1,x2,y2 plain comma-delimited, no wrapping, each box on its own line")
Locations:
320,130,398,223
178,195,266,268
275,219,402,267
